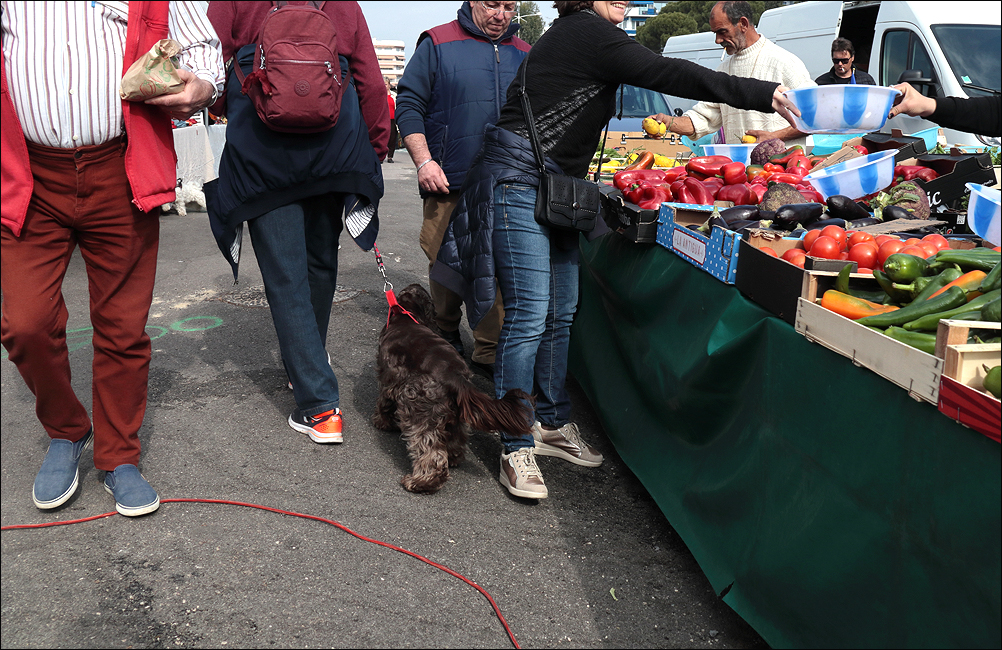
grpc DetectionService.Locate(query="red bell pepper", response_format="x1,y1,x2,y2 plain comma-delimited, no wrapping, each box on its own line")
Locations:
853,145,869,156
669,179,687,197
702,177,725,197
637,185,670,210
784,165,808,178
748,184,767,204
798,188,824,203
769,145,806,164
786,155,810,172
613,168,666,192
662,166,688,183
894,165,939,183
808,155,827,168
675,183,697,204
716,183,753,205
687,170,710,181
768,172,806,185
683,177,716,205
624,182,649,205
685,155,731,176
720,161,747,185
746,164,768,183
763,162,785,173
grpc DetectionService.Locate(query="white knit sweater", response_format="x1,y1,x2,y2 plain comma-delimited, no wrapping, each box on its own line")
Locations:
685,36,815,147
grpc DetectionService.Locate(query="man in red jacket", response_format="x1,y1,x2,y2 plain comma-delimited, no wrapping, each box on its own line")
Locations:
0,2,224,517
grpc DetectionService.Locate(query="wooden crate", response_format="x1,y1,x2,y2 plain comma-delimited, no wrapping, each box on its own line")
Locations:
935,319,1001,442
795,297,944,404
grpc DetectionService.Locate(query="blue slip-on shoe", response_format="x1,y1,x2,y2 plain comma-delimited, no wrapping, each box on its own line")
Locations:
103,464,160,517
32,429,93,510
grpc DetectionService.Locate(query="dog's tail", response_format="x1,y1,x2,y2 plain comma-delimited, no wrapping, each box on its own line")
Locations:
456,386,534,436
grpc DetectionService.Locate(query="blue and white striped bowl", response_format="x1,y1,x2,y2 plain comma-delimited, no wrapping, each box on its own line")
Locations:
966,183,1001,247
701,143,757,166
784,85,901,134
803,150,896,200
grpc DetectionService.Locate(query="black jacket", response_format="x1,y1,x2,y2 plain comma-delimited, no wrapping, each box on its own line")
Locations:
815,67,876,85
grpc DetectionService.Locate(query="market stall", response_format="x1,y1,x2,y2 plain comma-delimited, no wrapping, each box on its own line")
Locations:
568,232,1001,649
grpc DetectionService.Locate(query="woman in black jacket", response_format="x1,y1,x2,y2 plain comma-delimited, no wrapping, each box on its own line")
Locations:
433,0,800,500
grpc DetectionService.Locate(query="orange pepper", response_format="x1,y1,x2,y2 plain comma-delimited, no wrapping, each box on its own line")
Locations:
820,290,900,320
926,269,987,302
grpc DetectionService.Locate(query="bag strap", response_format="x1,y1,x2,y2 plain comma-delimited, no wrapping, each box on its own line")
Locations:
517,58,547,176
519,54,614,182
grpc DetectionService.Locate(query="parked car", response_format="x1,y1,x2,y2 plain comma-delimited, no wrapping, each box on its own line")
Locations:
606,84,678,133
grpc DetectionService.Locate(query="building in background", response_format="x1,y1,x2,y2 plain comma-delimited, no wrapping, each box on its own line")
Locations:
621,1,670,37
372,39,405,87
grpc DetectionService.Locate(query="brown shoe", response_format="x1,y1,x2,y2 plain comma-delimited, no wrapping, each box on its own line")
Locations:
499,448,548,499
531,422,604,467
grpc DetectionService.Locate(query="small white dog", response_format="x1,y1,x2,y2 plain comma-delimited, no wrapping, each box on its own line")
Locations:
162,179,206,217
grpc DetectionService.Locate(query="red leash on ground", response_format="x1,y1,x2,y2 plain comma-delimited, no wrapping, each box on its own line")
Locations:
1,500,520,647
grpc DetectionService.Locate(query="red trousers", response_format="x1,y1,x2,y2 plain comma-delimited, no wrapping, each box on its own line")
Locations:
1,138,160,471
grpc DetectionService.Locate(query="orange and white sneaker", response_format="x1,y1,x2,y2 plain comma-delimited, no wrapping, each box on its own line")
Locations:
288,408,343,444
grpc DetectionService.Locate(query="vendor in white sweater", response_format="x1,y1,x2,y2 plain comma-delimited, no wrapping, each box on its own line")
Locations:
654,1,814,147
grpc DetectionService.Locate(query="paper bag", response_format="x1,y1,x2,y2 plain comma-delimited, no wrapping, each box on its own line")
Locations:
120,39,185,101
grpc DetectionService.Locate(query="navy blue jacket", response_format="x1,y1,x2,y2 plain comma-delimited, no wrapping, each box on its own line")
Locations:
395,3,529,197
206,45,384,279
431,124,564,329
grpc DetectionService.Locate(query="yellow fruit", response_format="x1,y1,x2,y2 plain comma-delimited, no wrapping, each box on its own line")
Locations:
741,135,757,143
658,122,667,137
642,116,663,137
603,159,621,168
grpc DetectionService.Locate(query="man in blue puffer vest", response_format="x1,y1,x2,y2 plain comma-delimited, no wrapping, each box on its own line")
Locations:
395,1,529,380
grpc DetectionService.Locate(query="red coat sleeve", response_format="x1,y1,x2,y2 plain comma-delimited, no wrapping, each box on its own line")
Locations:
343,3,390,159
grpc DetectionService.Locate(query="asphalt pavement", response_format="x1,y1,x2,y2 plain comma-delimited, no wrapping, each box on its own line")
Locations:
1,151,767,649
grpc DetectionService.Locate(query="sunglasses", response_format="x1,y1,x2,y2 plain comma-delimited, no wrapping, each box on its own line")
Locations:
832,57,851,65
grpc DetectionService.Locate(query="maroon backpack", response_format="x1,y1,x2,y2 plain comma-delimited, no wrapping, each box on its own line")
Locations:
235,1,342,133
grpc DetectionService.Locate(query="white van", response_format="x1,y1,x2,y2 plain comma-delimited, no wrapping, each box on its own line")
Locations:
662,1,1001,148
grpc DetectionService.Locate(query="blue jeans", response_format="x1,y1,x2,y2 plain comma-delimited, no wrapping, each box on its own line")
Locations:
492,182,579,452
247,194,343,416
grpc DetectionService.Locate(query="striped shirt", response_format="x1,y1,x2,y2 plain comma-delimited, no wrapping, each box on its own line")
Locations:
1,1,225,148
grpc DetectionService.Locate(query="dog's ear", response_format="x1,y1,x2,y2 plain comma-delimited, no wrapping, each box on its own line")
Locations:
398,284,436,327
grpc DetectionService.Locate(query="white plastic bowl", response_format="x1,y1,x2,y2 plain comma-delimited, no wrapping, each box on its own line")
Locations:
701,143,757,166
966,183,1001,246
783,85,901,134
803,150,896,200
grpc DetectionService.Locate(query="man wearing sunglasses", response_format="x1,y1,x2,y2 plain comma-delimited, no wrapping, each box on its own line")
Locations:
396,2,529,380
815,37,875,86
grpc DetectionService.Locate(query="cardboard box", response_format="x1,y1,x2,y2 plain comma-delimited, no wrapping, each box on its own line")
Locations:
656,202,741,284
903,150,997,217
604,131,693,160
836,129,929,164
736,232,869,325
795,297,944,404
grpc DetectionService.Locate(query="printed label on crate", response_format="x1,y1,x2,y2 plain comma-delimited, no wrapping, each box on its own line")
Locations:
672,228,707,265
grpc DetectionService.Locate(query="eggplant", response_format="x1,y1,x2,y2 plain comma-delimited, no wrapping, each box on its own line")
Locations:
734,220,773,235
882,205,915,222
805,217,852,230
847,217,882,228
726,219,760,232
757,209,776,222
773,203,824,228
719,205,760,224
706,214,729,232
826,194,872,221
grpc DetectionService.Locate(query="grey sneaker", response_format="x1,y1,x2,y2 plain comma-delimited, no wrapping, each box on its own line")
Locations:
499,448,548,499
32,429,93,509
531,422,604,467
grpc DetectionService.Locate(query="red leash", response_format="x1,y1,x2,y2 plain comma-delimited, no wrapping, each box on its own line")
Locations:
374,245,420,327
2,497,520,649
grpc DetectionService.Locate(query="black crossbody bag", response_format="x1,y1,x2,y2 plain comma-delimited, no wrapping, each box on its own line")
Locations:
518,58,606,234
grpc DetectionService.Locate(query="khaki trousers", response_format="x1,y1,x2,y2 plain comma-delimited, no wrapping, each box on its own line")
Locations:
419,193,503,364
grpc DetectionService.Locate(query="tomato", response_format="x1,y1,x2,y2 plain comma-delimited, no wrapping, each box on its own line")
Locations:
899,245,927,258
802,229,822,251
904,237,922,248
847,242,878,269
781,248,807,262
856,267,874,275
921,233,950,251
917,241,939,258
838,251,849,260
760,246,778,257
820,225,848,250
878,239,906,265
809,236,842,260
788,254,806,269
847,231,876,248
876,234,900,247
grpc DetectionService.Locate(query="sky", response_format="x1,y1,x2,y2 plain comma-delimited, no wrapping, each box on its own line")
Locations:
357,1,560,62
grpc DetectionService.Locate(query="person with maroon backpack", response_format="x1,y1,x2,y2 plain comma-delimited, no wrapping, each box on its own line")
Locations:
206,1,389,445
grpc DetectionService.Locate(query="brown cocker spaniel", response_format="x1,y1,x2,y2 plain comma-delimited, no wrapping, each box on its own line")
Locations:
373,284,532,493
